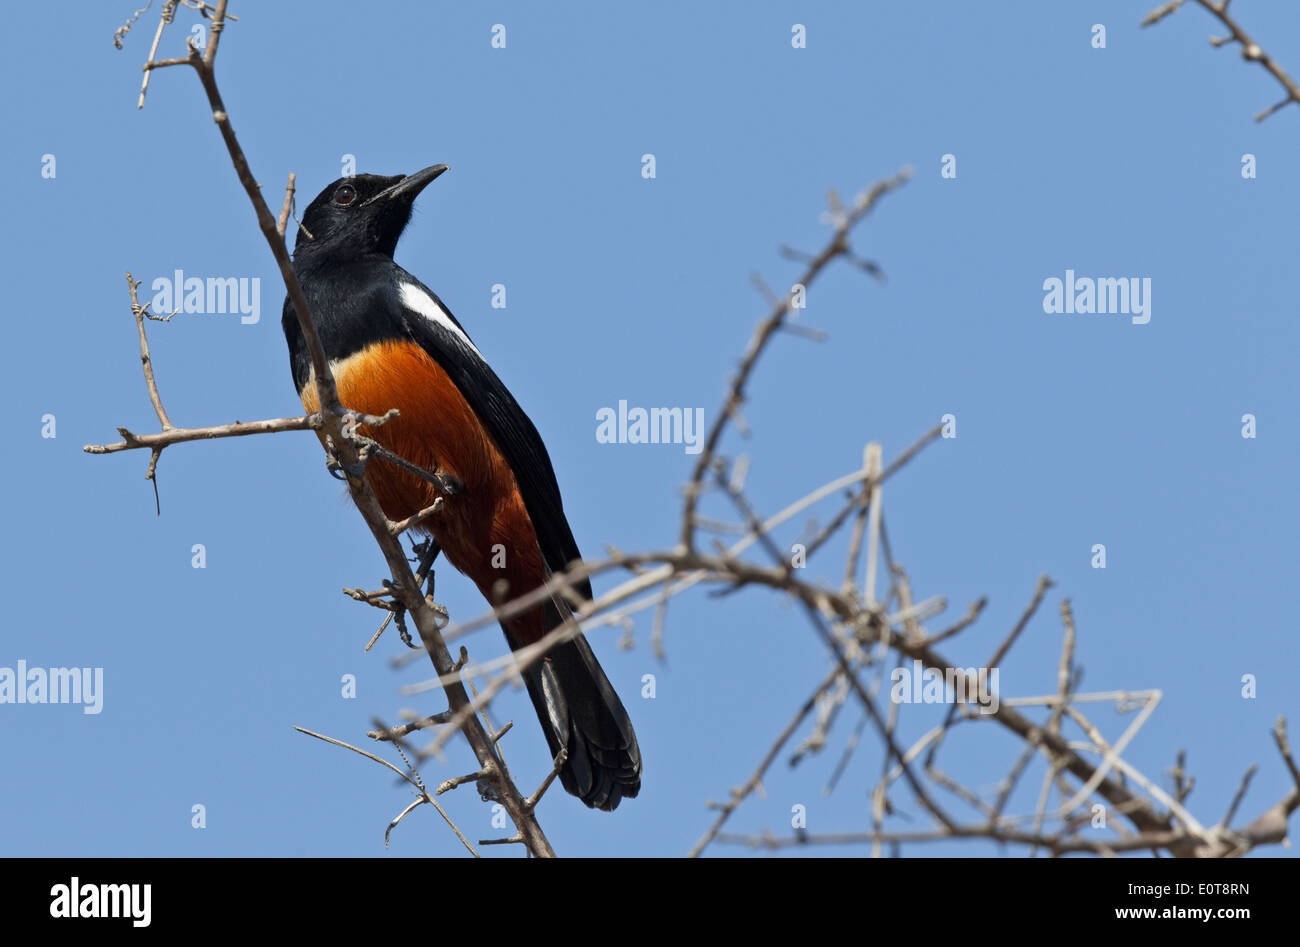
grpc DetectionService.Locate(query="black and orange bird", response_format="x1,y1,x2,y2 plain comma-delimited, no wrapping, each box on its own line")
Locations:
281,165,641,811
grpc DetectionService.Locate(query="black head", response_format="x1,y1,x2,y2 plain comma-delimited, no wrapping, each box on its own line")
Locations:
293,164,448,261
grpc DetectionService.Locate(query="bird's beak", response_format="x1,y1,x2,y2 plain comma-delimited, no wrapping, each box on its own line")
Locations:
362,164,449,206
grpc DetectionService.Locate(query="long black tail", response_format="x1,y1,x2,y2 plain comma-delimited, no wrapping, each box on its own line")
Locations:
512,605,641,811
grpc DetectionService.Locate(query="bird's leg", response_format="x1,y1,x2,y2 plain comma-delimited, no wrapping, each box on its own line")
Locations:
391,536,444,649
323,434,370,481
431,467,464,497
414,535,442,594
343,428,465,499
415,535,449,636
324,441,347,480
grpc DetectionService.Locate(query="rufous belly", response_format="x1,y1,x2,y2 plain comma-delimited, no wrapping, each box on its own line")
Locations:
300,340,547,643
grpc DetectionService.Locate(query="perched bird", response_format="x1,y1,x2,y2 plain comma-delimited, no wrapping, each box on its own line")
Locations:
281,165,640,810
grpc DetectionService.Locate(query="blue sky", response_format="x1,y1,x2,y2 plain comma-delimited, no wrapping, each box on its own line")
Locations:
1,1,1296,857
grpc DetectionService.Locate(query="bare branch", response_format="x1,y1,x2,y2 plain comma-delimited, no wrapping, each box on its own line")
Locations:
1144,0,1300,121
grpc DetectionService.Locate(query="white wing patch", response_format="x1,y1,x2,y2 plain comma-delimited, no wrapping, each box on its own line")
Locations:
399,282,481,356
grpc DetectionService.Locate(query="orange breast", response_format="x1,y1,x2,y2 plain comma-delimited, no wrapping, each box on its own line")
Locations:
301,340,548,643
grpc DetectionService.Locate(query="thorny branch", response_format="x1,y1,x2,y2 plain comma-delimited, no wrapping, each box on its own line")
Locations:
378,150,1294,856
101,0,554,857
1143,0,1300,122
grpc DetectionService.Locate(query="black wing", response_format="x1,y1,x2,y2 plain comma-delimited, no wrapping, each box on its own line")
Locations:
385,272,594,603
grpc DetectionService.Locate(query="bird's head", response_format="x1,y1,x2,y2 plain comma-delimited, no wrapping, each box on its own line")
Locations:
293,164,449,260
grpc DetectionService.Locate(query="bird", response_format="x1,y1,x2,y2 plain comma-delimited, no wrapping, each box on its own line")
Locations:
281,165,641,811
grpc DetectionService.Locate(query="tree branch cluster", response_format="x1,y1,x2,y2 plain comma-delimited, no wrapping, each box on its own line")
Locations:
94,1,1299,857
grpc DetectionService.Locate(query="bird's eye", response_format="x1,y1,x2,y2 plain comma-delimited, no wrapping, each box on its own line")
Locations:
333,184,357,206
